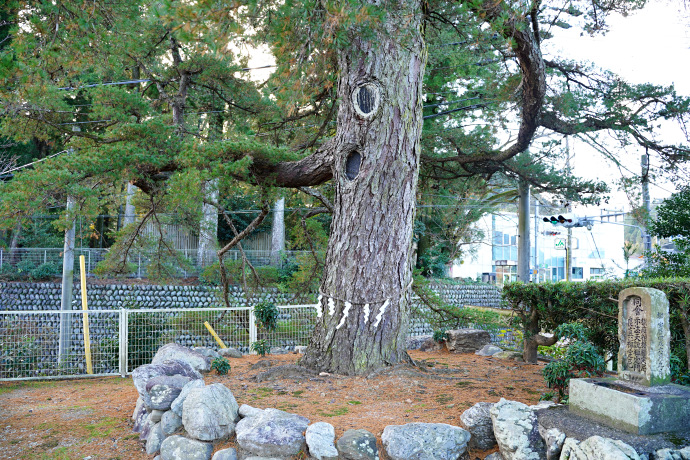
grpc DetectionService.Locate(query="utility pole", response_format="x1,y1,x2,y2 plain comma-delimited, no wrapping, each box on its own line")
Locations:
641,152,652,257
565,137,572,281
517,179,531,283
533,199,539,282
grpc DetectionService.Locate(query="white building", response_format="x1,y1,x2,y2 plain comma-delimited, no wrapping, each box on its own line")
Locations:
451,209,644,284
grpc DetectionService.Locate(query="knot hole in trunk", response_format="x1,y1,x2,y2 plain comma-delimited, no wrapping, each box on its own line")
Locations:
345,151,362,181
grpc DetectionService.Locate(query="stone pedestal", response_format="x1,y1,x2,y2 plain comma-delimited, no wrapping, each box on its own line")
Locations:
570,378,690,435
569,287,689,435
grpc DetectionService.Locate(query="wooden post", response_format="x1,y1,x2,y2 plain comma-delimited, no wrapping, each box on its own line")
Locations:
204,321,227,349
79,255,93,374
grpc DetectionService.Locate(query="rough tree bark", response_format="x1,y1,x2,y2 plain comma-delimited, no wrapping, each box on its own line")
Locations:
299,1,426,375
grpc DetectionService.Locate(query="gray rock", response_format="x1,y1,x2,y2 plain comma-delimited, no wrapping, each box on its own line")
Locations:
293,345,307,354
146,422,165,455
139,414,156,441
171,379,205,417
193,346,222,361
182,383,239,441
146,375,193,410
490,398,546,460
211,448,238,460
381,422,471,460
219,347,243,359
161,410,183,436
460,402,496,450
149,409,165,423
446,329,491,353
336,429,379,460
133,396,145,421
406,335,433,350
485,454,504,460
159,435,213,460
239,404,264,418
492,351,524,361
152,343,211,373
269,346,289,355
235,408,309,458
560,436,640,460
652,447,690,460
133,402,148,432
306,422,338,460
132,361,202,408
475,344,503,356
539,426,565,460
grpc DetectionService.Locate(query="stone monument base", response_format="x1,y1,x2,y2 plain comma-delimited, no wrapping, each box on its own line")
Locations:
569,378,690,435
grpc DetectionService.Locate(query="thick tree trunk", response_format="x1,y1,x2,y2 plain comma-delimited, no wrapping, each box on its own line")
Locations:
300,1,426,375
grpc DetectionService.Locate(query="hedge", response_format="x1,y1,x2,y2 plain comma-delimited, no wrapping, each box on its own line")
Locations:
502,279,690,372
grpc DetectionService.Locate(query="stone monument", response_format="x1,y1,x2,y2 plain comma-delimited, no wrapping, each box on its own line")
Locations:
569,287,690,434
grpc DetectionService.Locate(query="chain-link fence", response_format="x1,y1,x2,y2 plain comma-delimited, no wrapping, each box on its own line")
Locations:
0,248,310,279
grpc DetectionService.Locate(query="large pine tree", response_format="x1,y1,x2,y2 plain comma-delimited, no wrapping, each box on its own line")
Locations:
1,0,689,374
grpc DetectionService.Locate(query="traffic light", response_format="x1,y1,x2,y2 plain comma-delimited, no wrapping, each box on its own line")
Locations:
543,215,572,225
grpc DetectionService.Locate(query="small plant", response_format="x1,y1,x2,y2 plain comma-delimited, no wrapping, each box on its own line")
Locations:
211,357,231,375
254,301,279,332
251,339,270,357
432,329,449,343
542,323,605,402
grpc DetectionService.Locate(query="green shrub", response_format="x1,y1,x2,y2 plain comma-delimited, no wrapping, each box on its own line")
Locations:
432,330,449,343
29,262,60,281
254,301,279,332
211,357,231,375
542,323,606,402
251,339,270,357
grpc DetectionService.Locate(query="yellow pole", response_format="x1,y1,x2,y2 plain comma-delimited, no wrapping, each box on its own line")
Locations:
204,321,227,349
79,255,93,374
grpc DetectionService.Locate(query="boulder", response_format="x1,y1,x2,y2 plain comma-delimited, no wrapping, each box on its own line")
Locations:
219,347,243,359
381,422,471,460
149,409,165,423
293,346,307,354
406,335,440,351
445,329,491,353
133,402,148,432
161,410,183,436
306,422,338,460
492,351,523,361
539,426,565,460
132,396,145,422
193,346,222,361
146,375,193,411
336,429,379,460
159,435,213,460
485,454,504,460
171,379,205,417
132,361,202,409
211,448,238,460
139,414,156,441
235,408,310,458
490,398,546,460
475,344,503,356
146,422,165,455
460,402,496,450
652,447,690,460
239,404,263,419
182,383,239,441
560,436,640,460
152,343,211,373
269,346,289,355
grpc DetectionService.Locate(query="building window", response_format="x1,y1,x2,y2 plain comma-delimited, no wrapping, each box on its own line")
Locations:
590,267,604,275
572,267,584,279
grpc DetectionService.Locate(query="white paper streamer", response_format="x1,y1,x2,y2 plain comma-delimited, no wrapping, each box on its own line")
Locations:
363,304,370,323
327,297,336,316
336,301,351,329
314,294,323,318
373,299,390,327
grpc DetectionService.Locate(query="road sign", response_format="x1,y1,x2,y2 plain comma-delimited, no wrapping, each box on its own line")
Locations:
554,238,566,250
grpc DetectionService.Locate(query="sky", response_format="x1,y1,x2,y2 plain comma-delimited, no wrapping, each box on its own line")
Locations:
546,0,690,211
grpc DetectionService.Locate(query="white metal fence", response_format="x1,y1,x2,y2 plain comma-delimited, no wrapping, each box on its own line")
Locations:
0,305,318,381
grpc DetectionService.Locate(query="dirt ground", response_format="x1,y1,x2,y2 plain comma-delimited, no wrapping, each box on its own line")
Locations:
0,349,549,460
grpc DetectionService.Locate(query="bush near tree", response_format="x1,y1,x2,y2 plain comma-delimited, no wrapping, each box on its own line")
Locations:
503,279,690,384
